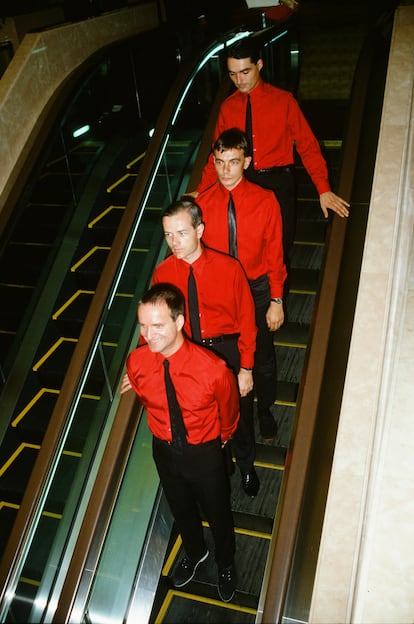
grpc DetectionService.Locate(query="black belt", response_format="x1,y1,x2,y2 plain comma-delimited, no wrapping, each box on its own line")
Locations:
154,435,220,448
201,333,239,347
254,165,292,174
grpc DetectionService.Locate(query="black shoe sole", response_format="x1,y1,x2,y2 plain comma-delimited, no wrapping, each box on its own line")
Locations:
172,550,209,588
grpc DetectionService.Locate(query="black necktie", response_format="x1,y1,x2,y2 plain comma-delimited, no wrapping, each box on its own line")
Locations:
245,94,253,158
188,266,201,342
228,192,237,258
163,359,187,448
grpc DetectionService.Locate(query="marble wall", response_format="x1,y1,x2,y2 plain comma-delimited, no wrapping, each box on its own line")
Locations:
309,6,414,623
0,3,159,213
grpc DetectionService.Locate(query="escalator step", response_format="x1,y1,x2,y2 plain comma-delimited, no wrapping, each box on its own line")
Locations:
291,242,325,271
32,337,113,396
289,266,320,292
285,291,316,325
12,203,69,244
30,173,75,204
230,465,283,522
0,441,39,502
295,220,327,244
0,244,53,286
0,284,34,332
276,321,310,346
255,444,286,467
275,380,299,405
12,388,58,445
88,206,125,247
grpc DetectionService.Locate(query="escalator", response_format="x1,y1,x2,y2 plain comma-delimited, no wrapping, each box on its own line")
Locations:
0,4,392,622
0,28,184,558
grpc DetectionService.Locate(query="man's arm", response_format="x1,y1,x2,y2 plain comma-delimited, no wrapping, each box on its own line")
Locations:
215,363,240,443
233,263,257,396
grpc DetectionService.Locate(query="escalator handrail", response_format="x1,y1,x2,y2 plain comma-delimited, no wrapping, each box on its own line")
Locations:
0,22,293,615
261,25,391,623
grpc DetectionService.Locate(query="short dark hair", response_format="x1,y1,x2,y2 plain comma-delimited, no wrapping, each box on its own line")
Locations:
140,283,185,320
213,128,251,158
225,39,261,64
163,199,203,228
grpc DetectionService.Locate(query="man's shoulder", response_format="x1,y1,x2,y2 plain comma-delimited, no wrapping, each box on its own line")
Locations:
154,254,176,275
257,81,296,105
127,342,151,365
243,177,278,199
204,245,239,267
197,182,221,201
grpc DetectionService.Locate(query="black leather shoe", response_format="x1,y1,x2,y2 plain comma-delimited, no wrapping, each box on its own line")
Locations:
241,467,260,497
218,563,237,602
172,550,209,588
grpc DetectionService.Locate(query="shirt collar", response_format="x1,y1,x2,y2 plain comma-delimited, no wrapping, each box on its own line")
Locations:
218,176,248,200
239,78,265,101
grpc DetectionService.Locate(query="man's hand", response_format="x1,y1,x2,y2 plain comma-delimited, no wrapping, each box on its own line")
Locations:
320,191,350,219
184,190,199,199
266,300,284,331
120,373,132,394
237,368,254,397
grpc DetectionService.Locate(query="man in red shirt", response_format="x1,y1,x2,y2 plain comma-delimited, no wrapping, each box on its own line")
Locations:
195,38,349,275
122,283,239,602
152,199,259,497
196,128,287,440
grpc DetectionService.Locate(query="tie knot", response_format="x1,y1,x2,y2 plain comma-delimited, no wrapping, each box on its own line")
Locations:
163,359,170,370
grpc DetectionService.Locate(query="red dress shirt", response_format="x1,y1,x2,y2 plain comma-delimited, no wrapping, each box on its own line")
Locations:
198,177,287,298
126,339,240,444
152,246,257,369
197,78,330,195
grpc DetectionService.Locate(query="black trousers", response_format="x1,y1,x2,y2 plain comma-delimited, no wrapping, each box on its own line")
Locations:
249,274,277,412
153,436,235,570
246,166,296,295
204,336,255,473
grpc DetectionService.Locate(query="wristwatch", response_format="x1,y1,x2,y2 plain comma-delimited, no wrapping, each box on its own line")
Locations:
271,297,283,304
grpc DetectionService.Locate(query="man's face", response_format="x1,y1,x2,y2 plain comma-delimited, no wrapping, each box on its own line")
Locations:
138,301,184,357
213,147,251,191
163,210,203,263
227,56,263,93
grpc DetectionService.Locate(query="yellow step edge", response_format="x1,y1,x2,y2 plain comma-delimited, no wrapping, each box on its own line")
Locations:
0,443,40,477
274,340,307,349
155,589,256,623
294,239,325,246
71,246,110,272
12,388,59,427
106,172,137,193
32,337,77,371
52,290,94,320
88,205,125,228
127,152,146,169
